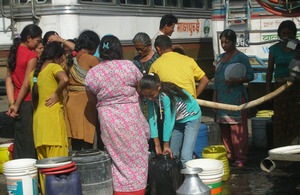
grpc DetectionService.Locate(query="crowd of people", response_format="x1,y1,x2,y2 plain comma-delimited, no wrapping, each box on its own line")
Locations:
4,14,298,194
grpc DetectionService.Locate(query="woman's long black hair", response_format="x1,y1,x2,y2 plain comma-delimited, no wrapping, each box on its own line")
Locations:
8,24,42,72
139,73,189,113
43,31,57,45
31,42,64,110
99,35,123,61
66,30,100,67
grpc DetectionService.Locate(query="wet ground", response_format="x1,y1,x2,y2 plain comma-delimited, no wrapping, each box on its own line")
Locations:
222,145,300,194
199,87,300,195
1,88,300,194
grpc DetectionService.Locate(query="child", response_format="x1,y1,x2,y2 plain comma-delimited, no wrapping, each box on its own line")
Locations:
140,73,202,167
30,42,69,194
34,41,44,57
6,24,42,159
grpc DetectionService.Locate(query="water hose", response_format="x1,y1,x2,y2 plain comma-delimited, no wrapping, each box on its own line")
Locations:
196,81,293,111
260,157,276,172
261,145,300,172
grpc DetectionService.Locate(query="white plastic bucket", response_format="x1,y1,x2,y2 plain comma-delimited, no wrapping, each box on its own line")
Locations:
4,158,38,195
251,117,270,148
186,159,224,195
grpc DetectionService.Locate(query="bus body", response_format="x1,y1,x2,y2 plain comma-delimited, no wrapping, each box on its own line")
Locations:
0,0,214,80
211,0,300,84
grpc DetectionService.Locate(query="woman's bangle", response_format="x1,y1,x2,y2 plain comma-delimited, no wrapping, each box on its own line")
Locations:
8,102,15,107
63,39,67,45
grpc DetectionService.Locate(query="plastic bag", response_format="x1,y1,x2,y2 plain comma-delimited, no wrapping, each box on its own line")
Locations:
148,154,183,195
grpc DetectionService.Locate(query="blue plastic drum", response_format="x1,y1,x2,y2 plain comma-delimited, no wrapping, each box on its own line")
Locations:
193,124,208,158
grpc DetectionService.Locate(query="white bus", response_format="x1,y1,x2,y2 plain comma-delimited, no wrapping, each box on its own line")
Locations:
0,0,215,80
211,0,300,84
210,0,300,104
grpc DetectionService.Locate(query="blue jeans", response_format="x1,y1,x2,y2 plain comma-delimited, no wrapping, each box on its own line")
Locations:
170,117,201,168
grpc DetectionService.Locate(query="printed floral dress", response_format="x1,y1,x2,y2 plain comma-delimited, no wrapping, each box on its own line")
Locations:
85,60,150,192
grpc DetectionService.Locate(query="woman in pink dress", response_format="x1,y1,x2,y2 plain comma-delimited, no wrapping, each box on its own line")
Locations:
85,35,150,194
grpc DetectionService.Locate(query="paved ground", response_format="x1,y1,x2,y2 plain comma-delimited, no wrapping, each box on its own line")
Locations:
1,88,300,194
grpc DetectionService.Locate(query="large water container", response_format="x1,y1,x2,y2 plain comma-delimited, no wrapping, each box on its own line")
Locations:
193,124,208,158
42,162,82,195
72,149,113,195
251,117,270,148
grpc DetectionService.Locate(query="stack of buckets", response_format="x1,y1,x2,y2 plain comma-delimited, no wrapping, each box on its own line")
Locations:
186,145,230,195
3,158,38,195
186,159,224,195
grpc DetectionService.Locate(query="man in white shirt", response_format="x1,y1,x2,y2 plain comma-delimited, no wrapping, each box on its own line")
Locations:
151,14,178,51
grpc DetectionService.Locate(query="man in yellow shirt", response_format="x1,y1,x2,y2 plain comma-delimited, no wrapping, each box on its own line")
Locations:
149,35,209,99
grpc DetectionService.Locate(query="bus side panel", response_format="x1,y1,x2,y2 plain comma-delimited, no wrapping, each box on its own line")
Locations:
0,51,9,80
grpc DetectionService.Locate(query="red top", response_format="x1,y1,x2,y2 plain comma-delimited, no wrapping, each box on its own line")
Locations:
12,45,38,101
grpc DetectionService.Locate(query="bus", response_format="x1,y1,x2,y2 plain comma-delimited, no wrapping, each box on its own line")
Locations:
211,0,300,103
0,0,215,81
211,0,300,84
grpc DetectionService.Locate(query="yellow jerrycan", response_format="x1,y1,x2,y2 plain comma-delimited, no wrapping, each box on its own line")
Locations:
202,145,230,181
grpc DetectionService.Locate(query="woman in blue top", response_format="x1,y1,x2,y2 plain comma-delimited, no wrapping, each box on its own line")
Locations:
266,20,300,147
140,73,201,167
213,29,254,167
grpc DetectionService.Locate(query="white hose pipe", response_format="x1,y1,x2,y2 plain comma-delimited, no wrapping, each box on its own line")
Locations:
260,157,276,172
196,81,293,111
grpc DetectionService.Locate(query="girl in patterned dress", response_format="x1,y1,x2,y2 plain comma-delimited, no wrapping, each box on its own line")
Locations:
85,35,150,194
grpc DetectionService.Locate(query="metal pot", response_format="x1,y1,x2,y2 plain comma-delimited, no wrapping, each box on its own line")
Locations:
176,168,211,195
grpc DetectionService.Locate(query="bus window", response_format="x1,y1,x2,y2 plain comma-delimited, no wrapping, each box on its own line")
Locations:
207,0,212,9
120,0,148,5
18,0,50,3
183,0,204,8
154,0,178,7
81,0,113,2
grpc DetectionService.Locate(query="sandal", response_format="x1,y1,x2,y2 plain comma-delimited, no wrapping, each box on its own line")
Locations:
232,160,245,167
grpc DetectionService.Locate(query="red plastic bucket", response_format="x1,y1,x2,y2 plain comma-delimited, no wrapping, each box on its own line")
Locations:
38,161,75,174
